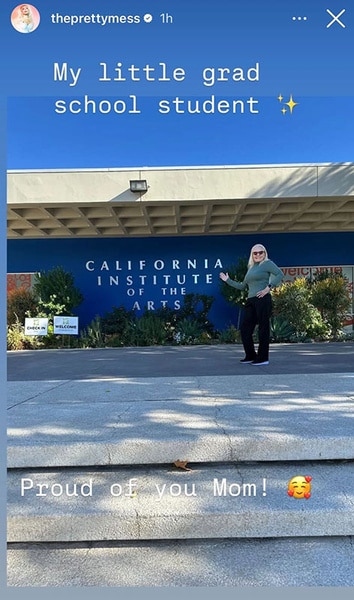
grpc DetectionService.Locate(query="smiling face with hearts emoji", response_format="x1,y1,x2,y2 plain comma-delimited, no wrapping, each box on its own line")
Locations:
287,475,312,499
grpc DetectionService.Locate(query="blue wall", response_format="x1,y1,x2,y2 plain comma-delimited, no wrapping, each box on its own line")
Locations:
7,232,354,330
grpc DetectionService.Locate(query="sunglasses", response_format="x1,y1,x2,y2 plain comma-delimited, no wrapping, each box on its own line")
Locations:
253,251,264,255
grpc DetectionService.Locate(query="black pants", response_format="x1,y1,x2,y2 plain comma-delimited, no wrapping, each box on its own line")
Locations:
240,295,272,362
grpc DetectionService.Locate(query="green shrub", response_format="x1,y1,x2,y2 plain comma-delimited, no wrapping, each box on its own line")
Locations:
7,287,38,326
7,320,39,350
100,305,136,337
304,305,331,340
217,325,242,344
173,318,203,345
153,306,179,342
79,315,105,348
310,275,352,339
270,316,295,342
126,312,170,346
198,331,214,345
100,295,217,347
178,293,216,335
272,278,327,340
7,322,26,350
105,335,125,347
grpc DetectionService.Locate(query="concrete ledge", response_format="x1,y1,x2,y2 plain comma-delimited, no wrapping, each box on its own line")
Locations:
8,462,354,542
7,435,354,469
7,537,354,586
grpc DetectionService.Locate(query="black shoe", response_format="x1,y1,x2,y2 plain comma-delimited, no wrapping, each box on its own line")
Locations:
251,360,269,365
240,358,255,364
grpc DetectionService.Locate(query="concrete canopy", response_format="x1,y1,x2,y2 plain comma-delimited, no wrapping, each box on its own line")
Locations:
7,163,354,239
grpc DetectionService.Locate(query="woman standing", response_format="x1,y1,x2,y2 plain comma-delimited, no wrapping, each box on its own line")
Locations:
220,244,283,365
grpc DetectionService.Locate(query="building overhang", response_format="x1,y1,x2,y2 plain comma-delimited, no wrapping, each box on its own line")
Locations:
7,163,354,239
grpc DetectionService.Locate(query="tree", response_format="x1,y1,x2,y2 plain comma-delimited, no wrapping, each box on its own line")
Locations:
33,266,84,316
219,256,248,328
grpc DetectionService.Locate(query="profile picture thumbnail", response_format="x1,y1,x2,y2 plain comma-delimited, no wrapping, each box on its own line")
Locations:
11,4,40,33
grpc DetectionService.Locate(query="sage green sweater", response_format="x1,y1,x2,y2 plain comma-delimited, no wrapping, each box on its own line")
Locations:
226,259,283,298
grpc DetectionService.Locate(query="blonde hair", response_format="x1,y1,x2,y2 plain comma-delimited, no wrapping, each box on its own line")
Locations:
18,5,33,21
248,244,268,268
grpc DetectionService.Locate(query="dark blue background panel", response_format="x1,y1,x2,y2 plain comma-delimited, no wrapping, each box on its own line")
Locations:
7,232,354,330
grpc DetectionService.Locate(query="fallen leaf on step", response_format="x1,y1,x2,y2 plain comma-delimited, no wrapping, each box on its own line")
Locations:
173,460,192,471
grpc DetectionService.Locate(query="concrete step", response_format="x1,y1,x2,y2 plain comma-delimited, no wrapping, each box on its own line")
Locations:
7,537,354,586
8,430,354,469
8,462,354,543
7,373,354,468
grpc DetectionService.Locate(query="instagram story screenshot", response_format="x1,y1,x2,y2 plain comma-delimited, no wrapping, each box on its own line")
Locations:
3,0,354,590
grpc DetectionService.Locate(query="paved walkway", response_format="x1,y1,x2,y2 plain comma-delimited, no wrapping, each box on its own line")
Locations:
7,341,354,380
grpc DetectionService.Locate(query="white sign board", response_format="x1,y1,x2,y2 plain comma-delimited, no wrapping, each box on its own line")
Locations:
25,318,48,336
54,316,79,335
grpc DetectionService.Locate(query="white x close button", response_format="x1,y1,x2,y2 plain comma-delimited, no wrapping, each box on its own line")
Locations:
326,8,346,28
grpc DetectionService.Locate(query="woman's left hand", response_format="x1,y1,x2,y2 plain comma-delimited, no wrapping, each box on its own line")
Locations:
256,286,270,298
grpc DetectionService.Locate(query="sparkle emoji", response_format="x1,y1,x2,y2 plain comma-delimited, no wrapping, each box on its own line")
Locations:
278,93,299,114
287,475,312,499
285,94,298,114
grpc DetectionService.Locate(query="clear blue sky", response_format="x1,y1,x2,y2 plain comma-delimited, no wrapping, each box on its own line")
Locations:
4,0,354,168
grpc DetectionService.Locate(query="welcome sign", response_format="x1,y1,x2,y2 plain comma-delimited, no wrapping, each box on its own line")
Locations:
53,316,79,335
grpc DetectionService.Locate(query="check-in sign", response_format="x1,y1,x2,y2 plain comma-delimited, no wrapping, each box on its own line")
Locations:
54,316,79,335
25,318,48,336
